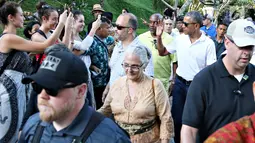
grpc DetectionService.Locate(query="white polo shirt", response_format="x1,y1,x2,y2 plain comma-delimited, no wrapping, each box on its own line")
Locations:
166,33,216,81
109,37,154,86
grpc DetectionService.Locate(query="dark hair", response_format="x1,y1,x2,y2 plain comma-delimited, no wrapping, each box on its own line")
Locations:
72,10,83,20
0,0,20,25
37,4,57,21
163,8,174,18
123,8,129,13
36,1,47,10
176,15,184,22
217,22,228,28
23,21,41,39
102,12,113,22
101,16,111,25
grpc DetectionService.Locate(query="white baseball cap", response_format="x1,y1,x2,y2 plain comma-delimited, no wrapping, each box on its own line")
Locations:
226,19,255,47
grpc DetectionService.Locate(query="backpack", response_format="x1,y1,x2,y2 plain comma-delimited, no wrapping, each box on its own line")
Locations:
31,30,51,73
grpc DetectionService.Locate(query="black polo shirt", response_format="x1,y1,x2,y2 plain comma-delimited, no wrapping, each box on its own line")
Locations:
182,58,255,142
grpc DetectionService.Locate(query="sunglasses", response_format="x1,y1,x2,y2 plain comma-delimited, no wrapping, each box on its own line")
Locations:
32,82,78,97
183,21,196,27
114,24,130,30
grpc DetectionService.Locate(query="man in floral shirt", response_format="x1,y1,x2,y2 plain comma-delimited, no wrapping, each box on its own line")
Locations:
84,17,111,109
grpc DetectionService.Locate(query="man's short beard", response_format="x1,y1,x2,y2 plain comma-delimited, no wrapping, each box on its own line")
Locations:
38,100,75,122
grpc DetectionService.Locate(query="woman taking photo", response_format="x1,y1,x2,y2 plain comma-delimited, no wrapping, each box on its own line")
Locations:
98,45,174,143
0,1,69,142
72,10,101,108
31,4,73,65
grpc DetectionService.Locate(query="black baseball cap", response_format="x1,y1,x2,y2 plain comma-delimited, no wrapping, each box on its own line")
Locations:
22,45,88,90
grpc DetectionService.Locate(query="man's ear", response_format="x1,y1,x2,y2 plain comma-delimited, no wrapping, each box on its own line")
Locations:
76,83,87,99
224,35,230,49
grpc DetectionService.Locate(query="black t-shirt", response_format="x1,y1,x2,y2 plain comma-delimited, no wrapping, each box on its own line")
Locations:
182,58,255,142
87,21,93,34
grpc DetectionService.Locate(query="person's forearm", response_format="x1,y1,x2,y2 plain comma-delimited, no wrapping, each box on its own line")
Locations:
172,62,177,80
46,22,65,46
88,27,97,37
181,126,197,143
62,26,72,48
156,36,167,56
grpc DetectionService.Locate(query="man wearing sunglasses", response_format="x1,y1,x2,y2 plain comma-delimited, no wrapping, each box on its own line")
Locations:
102,13,154,102
182,19,255,143
19,45,131,143
155,11,216,143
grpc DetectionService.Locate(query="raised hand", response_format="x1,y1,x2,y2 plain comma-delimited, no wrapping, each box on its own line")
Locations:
141,18,149,26
65,12,74,30
156,20,164,37
92,15,102,31
59,10,68,25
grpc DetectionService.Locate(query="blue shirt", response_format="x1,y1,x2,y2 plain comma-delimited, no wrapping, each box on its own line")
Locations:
200,24,216,38
19,103,131,143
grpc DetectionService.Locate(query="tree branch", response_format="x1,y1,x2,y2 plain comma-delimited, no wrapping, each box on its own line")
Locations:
161,0,177,10
178,0,193,16
215,0,231,24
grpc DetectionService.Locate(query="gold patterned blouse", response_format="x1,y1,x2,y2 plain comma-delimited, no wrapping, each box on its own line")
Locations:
98,75,174,142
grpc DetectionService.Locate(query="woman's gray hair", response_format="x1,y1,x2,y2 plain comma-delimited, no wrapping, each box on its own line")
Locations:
124,45,151,69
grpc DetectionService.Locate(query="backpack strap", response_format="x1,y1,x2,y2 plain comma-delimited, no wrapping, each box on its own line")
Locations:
0,33,16,76
31,121,45,143
73,111,105,143
33,29,47,72
35,29,48,39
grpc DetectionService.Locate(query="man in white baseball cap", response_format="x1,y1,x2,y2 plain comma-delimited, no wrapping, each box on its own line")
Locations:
181,19,255,143
226,19,255,47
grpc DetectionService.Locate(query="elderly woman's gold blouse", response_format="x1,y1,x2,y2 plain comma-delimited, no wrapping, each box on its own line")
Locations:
98,75,174,142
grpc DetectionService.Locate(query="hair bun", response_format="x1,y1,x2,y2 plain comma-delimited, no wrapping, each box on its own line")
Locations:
0,0,6,8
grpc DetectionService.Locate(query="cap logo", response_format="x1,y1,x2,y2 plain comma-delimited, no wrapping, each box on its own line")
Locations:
40,55,61,71
244,26,255,34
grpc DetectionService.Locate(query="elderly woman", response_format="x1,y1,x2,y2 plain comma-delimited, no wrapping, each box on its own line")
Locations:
98,45,174,143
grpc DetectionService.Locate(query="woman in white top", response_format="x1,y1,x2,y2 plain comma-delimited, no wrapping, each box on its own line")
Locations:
72,10,101,108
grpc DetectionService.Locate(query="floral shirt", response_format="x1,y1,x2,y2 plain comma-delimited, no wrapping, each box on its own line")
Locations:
84,35,110,87
205,113,255,143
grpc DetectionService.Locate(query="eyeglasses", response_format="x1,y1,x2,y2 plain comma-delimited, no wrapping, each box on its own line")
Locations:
114,24,130,30
32,82,78,97
183,21,196,27
122,63,143,71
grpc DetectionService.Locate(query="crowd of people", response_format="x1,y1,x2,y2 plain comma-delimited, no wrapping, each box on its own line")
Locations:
0,0,254,143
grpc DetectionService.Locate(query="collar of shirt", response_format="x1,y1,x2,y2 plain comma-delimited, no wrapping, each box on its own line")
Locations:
49,102,93,137
212,36,225,43
142,31,170,40
184,32,207,46
116,36,141,52
217,57,254,78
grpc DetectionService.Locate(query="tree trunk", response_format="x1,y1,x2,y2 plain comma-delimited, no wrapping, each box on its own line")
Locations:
178,0,193,16
100,0,104,8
